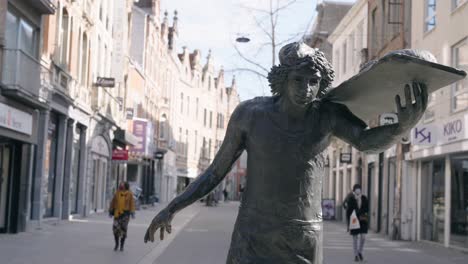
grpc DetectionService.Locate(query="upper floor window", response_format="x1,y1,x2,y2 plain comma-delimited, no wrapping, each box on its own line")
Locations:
204,109,207,126
425,0,436,32
5,9,38,57
59,8,70,65
159,114,167,139
452,0,467,10
342,42,347,75
180,92,184,113
452,39,468,112
196,98,199,119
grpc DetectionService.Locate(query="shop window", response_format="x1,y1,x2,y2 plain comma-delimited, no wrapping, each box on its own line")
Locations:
425,0,436,32
451,156,468,248
420,159,445,244
452,39,468,112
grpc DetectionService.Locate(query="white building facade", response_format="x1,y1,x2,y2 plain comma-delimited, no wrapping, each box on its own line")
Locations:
403,0,468,250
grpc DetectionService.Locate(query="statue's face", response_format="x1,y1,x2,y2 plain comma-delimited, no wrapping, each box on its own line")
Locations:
286,70,322,107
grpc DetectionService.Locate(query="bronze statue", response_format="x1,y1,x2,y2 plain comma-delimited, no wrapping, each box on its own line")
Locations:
143,42,442,263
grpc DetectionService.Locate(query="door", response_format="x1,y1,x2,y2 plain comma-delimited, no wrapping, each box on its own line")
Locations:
90,156,108,212
421,159,445,243
0,146,11,231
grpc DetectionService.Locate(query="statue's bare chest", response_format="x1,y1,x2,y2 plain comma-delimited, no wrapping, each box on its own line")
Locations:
246,109,330,161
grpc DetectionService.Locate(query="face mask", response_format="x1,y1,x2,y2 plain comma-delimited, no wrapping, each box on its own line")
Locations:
354,189,361,195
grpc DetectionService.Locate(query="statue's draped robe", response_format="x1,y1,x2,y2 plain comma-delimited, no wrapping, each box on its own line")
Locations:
226,97,335,264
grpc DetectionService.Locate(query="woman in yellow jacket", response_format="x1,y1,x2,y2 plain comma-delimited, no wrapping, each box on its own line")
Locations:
109,182,136,251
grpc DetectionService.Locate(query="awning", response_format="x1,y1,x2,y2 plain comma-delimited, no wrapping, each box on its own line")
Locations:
114,129,139,147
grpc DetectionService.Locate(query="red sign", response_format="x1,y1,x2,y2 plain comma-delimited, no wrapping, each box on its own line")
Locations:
112,149,129,161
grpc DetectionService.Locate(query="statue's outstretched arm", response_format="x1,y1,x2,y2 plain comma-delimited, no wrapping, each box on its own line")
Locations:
144,103,247,243
331,83,428,154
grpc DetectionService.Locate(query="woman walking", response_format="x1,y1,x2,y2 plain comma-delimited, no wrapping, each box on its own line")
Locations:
109,182,136,251
345,184,369,262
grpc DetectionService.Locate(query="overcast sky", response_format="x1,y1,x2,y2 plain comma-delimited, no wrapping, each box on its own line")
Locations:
160,0,355,101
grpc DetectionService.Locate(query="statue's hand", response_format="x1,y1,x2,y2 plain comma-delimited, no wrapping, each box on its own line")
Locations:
144,208,174,243
395,82,428,132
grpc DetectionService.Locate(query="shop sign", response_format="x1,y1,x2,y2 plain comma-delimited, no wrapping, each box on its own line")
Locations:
95,77,115,87
340,153,352,163
412,114,468,146
412,124,436,145
379,113,398,126
112,149,128,161
128,119,154,157
442,118,464,143
0,102,33,135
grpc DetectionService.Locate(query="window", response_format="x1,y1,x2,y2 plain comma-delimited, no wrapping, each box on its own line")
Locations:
452,39,468,112
355,21,364,66
204,109,207,126
194,130,198,155
202,137,207,158
425,0,436,32
60,9,70,65
196,98,199,119
187,96,190,115
208,139,212,158
80,32,89,85
342,42,347,75
185,130,189,156
159,114,167,139
349,33,355,70
180,92,184,113
178,127,182,154
371,8,378,55
334,50,340,78
5,9,38,56
452,0,467,10
209,111,213,128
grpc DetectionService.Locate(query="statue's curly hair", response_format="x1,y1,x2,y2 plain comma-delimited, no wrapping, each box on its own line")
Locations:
267,49,335,98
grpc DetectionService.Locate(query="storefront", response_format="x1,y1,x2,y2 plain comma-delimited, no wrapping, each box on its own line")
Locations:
0,101,37,233
89,135,111,213
406,113,468,250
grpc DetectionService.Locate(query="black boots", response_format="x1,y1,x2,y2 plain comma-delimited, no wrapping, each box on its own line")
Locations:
120,236,126,251
114,235,119,251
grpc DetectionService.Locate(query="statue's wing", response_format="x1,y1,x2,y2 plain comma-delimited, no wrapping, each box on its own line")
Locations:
322,51,467,121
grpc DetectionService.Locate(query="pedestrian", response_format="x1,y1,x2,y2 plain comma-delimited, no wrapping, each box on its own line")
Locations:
109,182,136,251
223,188,229,202
345,184,369,262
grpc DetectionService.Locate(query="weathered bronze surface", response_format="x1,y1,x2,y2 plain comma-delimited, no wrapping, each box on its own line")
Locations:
144,42,464,264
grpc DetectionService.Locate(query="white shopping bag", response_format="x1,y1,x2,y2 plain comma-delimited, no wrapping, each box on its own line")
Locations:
349,210,361,230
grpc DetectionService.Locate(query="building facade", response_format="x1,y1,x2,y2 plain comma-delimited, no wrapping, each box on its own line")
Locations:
0,0,242,234
0,0,56,234
324,0,412,240
325,0,369,223
404,0,468,250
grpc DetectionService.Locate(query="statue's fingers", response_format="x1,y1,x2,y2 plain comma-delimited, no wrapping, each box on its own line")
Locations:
404,84,412,107
166,224,172,234
421,84,429,109
395,95,403,113
160,226,165,240
413,83,421,108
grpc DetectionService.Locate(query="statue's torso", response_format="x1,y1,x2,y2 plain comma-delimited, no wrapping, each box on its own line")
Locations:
227,97,331,264
240,97,331,221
